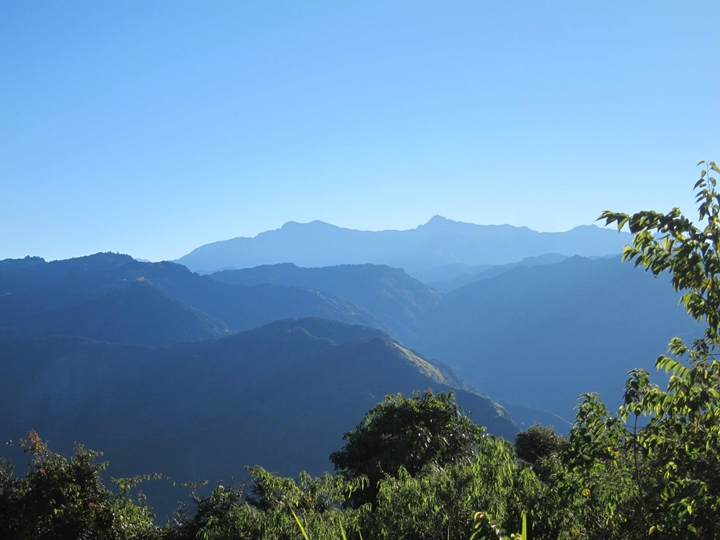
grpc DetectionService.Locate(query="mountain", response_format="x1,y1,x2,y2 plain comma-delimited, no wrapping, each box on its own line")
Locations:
410,256,702,418
211,263,442,341
423,253,570,292
0,318,517,517
0,254,388,344
175,217,631,275
32,281,230,347
0,253,135,291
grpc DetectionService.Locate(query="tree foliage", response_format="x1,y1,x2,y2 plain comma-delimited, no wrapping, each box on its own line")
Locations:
514,425,568,464
329,390,486,508
0,430,157,540
597,160,720,538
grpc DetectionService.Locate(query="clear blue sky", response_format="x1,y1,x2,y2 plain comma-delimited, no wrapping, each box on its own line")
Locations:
1,1,718,262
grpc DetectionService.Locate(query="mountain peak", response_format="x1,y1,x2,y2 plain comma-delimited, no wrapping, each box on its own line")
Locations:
176,217,631,274
425,215,452,225
429,215,449,222
281,220,335,230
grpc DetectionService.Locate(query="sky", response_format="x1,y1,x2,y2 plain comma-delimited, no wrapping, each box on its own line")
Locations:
1,1,718,262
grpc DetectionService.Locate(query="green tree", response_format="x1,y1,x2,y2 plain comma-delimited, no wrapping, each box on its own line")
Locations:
597,160,720,538
170,467,362,540
0,431,158,540
514,425,568,464
364,436,517,540
330,390,486,508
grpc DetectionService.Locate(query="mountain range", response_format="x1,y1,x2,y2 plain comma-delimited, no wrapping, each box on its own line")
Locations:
205,255,701,418
176,216,631,276
1,229,701,519
0,254,385,345
1,251,699,421
410,255,701,416
0,318,516,517
211,263,441,342
204,252,700,419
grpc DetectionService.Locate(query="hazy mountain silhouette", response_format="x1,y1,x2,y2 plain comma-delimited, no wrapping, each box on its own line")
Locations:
0,318,516,517
423,253,570,292
176,217,630,275
211,263,441,341
411,256,702,418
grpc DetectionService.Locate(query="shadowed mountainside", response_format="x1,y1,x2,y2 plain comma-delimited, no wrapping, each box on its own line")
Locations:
31,281,230,347
211,263,441,341
0,318,516,518
0,254,386,345
424,253,569,292
411,256,701,418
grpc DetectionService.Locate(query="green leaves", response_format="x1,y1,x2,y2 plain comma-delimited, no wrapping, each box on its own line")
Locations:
515,425,568,464
330,390,486,508
0,432,157,540
600,161,720,346
596,160,720,538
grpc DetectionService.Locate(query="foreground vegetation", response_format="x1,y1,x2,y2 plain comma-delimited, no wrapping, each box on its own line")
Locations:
2,162,720,539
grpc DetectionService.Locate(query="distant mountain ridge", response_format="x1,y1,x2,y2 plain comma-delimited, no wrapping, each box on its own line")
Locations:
0,254,387,345
2,251,698,424
211,263,441,341
423,253,570,293
176,217,631,275
410,255,702,417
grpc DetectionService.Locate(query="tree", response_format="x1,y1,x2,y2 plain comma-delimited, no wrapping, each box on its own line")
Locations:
329,390,486,508
0,431,158,540
514,424,568,464
596,160,720,538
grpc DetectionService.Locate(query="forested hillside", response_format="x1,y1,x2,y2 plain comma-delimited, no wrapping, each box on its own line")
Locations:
0,255,386,343
1,249,703,423
0,318,515,518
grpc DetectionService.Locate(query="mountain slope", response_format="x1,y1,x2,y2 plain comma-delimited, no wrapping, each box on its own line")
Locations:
0,318,516,517
32,281,230,347
425,253,569,292
211,263,441,341
0,254,388,342
176,217,630,275
411,256,702,418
